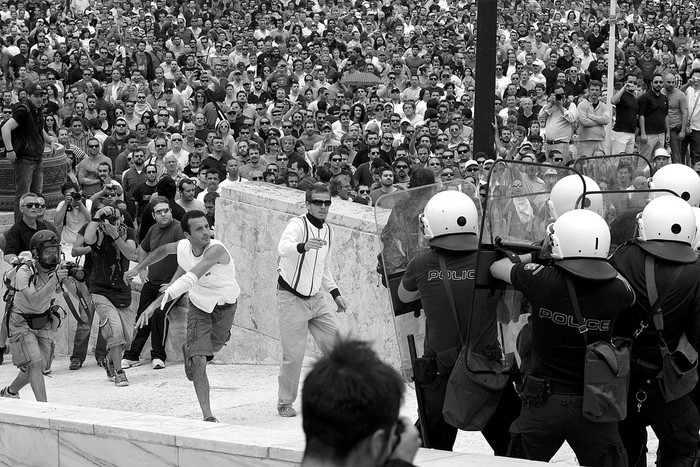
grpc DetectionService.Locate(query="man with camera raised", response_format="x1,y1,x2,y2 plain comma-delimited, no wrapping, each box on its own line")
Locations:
54,182,91,261
538,84,576,164
83,202,137,387
1,230,67,401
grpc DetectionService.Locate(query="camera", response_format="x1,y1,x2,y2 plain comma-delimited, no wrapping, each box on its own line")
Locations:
555,93,563,101
63,261,86,282
98,211,120,225
70,192,82,201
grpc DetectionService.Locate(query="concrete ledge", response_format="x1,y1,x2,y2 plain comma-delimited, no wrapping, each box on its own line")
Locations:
0,399,559,466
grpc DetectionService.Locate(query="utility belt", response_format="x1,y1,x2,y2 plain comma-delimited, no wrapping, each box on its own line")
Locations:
516,374,581,404
412,347,461,387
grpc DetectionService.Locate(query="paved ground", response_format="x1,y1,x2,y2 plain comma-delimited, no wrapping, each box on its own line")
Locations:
0,353,660,465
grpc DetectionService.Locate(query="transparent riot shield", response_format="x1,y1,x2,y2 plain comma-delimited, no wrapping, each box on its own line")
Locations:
571,154,658,248
375,179,481,382
473,160,582,370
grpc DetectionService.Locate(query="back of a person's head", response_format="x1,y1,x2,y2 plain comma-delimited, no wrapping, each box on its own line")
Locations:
302,339,403,465
409,168,436,189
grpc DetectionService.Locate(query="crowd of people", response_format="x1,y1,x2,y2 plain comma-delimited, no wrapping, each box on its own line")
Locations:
2,0,700,463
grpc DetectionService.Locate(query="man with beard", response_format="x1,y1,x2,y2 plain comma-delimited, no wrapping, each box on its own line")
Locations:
638,73,669,161
369,166,399,206
131,164,159,222
101,117,129,167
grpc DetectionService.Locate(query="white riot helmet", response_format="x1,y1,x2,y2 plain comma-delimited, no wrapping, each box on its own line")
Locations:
649,163,700,207
420,190,479,251
547,209,616,280
637,196,698,263
693,207,700,252
549,174,603,219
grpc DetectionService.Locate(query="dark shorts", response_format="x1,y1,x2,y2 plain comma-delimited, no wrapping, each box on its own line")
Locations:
186,300,236,358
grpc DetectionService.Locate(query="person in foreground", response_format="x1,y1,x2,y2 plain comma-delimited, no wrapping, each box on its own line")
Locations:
301,338,421,467
125,210,240,422
1,231,66,401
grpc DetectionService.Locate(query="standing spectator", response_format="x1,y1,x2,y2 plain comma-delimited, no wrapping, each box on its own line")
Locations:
576,80,610,158
131,164,159,222
638,73,670,161
121,148,147,197
126,210,240,422
4,193,50,263
276,184,348,417
76,137,112,197
611,75,640,155
122,198,185,370
176,179,206,213
1,83,50,221
539,85,576,163
662,72,688,164
683,68,700,166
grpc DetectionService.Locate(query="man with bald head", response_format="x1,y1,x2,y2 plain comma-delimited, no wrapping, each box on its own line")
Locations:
662,72,688,164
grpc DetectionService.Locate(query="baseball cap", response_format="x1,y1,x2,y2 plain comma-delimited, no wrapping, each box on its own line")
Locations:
26,84,46,96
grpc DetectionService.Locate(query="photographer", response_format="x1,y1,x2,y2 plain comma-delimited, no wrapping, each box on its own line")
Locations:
83,202,137,387
538,84,576,164
54,182,91,261
1,231,67,402
88,162,124,205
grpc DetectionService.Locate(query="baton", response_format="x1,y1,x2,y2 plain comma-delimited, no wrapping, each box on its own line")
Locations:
408,334,430,449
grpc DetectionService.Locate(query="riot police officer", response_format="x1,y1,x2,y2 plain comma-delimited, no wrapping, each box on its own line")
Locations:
491,209,633,466
610,196,700,466
397,190,520,453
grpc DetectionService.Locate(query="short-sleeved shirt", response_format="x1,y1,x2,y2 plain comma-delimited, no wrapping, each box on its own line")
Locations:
610,243,700,369
87,227,137,308
638,90,669,134
4,219,48,256
612,91,639,133
11,102,44,160
141,220,185,286
12,264,53,314
402,250,479,357
511,263,634,390
663,88,687,130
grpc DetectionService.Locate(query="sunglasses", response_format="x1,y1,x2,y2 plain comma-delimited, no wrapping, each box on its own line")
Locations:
88,144,99,148
251,176,263,181
395,165,409,169
154,208,171,215
105,193,117,198
171,138,182,141
146,170,157,174
156,144,167,147
359,190,370,194
330,158,342,162
310,199,332,207
554,158,563,162
25,203,45,209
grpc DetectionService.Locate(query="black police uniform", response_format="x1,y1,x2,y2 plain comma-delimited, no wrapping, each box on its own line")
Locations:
402,249,520,453
507,262,633,466
610,242,700,466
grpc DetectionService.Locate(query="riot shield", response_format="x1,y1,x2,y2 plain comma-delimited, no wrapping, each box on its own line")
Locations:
571,154,660,248
473,160,582,369
375,179,481,381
